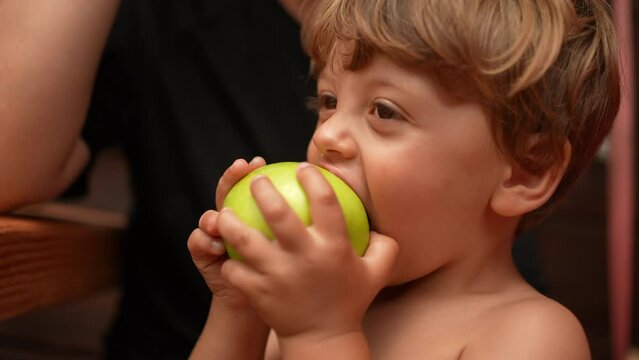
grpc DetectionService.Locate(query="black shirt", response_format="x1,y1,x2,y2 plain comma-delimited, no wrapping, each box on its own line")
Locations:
84,1,316,358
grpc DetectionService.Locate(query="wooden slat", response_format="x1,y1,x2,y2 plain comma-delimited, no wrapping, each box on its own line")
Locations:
0,215,122,320
609,0,636,359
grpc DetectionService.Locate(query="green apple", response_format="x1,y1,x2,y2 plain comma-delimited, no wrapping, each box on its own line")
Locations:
222,162,369,260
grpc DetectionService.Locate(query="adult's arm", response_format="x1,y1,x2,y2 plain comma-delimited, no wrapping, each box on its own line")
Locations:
0,0,120,211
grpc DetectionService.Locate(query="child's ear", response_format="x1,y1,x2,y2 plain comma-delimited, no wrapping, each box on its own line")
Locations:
490,139,571,217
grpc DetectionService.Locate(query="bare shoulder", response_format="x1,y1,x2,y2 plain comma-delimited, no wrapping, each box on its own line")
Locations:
463,295,590,360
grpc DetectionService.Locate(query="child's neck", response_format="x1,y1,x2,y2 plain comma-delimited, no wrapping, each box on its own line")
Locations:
374,237,528,305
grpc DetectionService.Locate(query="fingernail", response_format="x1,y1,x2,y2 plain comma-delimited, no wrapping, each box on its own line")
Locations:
251,174,268,185
249,156,263,165
298,162,313,171
211,239,225,253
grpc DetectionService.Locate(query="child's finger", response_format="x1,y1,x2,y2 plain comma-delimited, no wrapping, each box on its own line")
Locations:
248,156,266,169
363,231,399,287
198,210,219,236
187,228,226,264
217,208,274,269
220,258,265,299
216,159,249,209
250,175,308,252
296,163,349,243
216,157,267,209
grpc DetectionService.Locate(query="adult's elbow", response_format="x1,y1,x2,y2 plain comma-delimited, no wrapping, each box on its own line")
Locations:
0,140,90,213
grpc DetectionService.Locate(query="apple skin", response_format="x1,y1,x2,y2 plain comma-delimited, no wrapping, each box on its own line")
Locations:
222,162,369,260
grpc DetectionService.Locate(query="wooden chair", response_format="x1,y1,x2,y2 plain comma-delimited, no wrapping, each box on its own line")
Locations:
0,203,124,320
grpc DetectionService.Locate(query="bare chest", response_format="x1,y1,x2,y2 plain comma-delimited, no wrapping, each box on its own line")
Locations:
363,300,488,360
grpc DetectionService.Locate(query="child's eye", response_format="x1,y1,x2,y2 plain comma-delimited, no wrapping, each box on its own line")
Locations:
306,93,337,113
373,101,403,121
319,93,338,110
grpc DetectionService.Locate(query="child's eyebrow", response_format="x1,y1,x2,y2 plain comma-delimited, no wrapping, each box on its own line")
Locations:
364,77,396,89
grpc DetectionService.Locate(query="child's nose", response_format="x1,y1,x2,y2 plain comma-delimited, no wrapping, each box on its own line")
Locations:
311,116,358,160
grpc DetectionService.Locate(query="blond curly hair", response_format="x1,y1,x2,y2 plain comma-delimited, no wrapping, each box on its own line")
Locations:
301,0,621,229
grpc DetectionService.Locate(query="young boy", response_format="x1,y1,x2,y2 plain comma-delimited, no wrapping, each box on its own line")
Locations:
187,0,620,358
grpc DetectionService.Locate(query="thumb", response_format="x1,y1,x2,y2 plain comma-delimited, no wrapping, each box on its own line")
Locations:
362,231,399,287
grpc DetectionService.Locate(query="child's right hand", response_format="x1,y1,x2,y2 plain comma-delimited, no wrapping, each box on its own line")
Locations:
187,157,266,310
188,210,248,310
215,157,266,210
188,158,272,359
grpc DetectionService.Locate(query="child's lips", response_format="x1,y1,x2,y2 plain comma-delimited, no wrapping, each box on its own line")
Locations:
317,163,361,196
315,162,371,216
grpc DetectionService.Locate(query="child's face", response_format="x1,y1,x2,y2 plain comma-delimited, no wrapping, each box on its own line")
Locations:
306,54,513,285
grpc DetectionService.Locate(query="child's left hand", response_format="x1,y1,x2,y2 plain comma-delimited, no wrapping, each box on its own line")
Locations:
217,162,399,342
